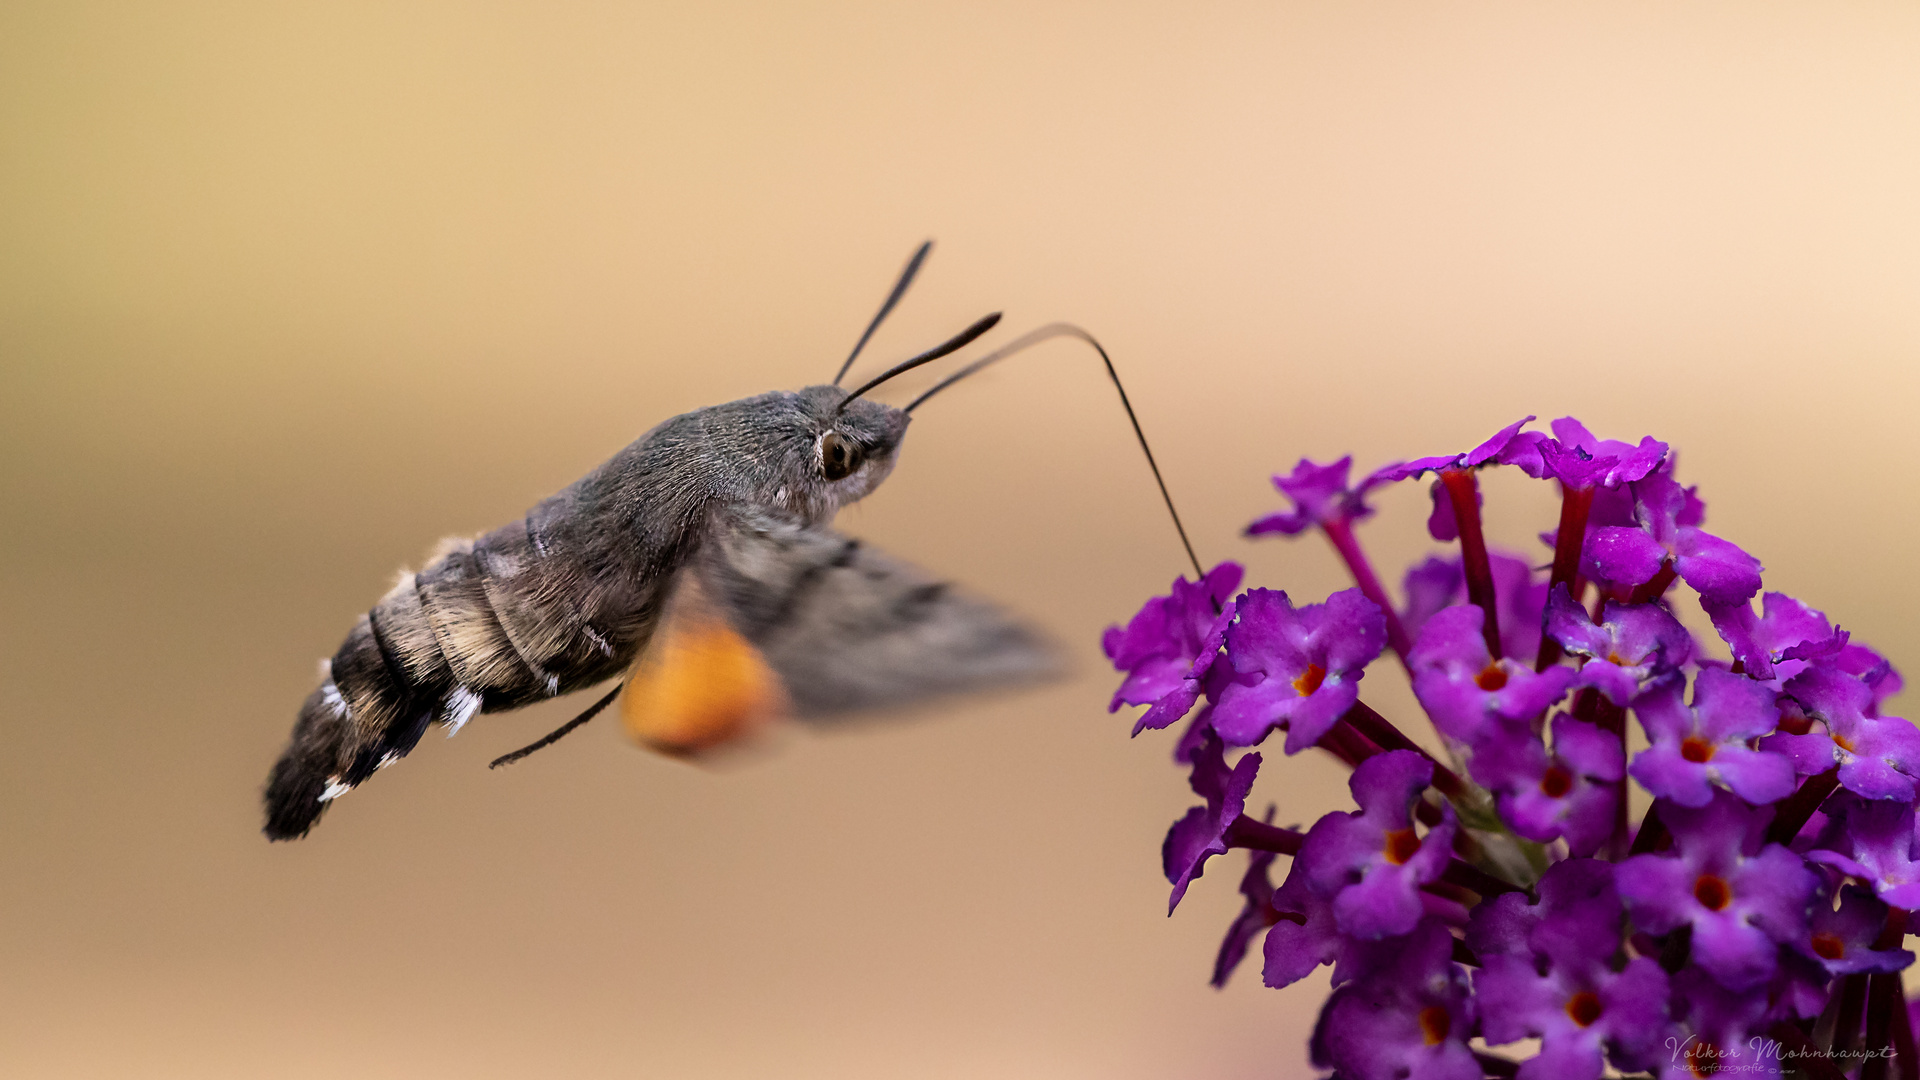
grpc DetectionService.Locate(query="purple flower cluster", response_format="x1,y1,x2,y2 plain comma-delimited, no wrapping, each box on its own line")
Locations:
1104,418,1920,1080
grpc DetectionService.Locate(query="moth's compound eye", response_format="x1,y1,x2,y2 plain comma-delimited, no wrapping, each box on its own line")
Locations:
820,431,862,481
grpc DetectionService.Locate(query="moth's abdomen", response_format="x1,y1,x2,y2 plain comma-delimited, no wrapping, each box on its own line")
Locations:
262,513,663,840
465,518,647,700
262,599,455,841
414,546,540,700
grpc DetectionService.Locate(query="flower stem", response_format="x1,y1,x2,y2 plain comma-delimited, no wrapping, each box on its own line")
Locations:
1833,974,1869,1057
1864,972,1899,1080
1862,908,1911,1080
1223,814,1303,855
1874,905,1907,950
1886,919,1920,1080
1626,559,1678,604
1321,516,1414,668
1535,482,1596,671
1766,1024,1849,1080
1344,701,1468,801
1630,802,1671,855
1315,718,1445,827
1764,767,1841,848
1439,469,1502,659
1656,924,1693,973
1316,719,1376,769
1440,857,1528,898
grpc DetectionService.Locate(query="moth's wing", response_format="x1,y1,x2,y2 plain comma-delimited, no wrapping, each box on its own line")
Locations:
688,506,1061,722
617,565,791,755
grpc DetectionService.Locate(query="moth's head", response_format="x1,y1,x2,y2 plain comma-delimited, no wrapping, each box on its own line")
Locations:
779,385,910,521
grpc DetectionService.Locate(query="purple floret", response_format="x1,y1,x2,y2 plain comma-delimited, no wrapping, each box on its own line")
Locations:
1401,556,1464,645
1466,859,1623,970
1409,604,1577,743
1401,551,1548,665
1532,424,1658,562
1544,585,1693,705
1585,471,1762,605
1163,734,1261,913
1537,439,1615,491
1211,835,1282,988
1789,881,1913,977
1263,853,1347,989
1770,664,1920,802
1536,419,1668,490
1466,859,1676,1078
1377,416,1547,484
1768,951,1840,1024
1833,640,1903,714
1627,668,1795,808
1703,591,1846,684
1470,714,1623,857
1245,456,1398,536
1262,838,1476,993
1375,417,1550,543
1475,953,1669,1080
1210,587,1387,753
1298,750,1455,940
1108,418,1920,1074
1659,966,1780,1078
1103,562,1242,734
1309,919,1482,1080
1550,418,1669,482
1804,791,1920,909
1616,791,1817,991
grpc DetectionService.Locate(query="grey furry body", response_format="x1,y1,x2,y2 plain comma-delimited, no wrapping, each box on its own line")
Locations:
265,386,1052,840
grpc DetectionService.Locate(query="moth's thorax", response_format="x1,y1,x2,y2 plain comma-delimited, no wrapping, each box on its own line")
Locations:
689,385,909,527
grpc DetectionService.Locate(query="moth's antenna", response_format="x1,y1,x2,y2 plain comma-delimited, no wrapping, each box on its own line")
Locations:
904,323,1205,580
833,240,933,386
836,312,1003,410
488,684,621,769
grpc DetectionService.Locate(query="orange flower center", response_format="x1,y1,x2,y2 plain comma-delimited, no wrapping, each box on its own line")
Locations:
1564,991,1603,1027
1810,932,1847,961
1693,874,1731,911
1834,731,1857,753
1680,735,1716,764
1293,662,1327,696
1475,663,1509,691
1539,765,1574,799
1383,828,1421,865
1418,1005,1451,1045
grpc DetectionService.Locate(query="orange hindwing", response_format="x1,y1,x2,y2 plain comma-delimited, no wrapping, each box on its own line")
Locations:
619,575,788,755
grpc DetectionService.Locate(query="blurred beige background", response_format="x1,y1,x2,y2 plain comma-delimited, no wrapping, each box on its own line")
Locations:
5,2,1920,1077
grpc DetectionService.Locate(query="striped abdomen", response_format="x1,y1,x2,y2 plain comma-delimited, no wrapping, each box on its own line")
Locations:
262,500,677,840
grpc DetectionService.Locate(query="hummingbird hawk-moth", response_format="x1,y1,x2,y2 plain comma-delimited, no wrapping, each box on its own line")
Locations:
263,243,1172,841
